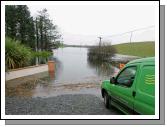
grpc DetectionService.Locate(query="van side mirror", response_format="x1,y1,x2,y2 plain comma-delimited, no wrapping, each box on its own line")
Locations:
110,77,116,84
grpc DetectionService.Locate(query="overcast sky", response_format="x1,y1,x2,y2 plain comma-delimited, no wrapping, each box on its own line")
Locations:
28,4,156,45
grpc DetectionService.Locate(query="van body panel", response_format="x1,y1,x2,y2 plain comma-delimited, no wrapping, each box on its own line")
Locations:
134,64,155,114
101,57,155,115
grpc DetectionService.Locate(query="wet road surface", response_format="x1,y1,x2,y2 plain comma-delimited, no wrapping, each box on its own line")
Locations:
5,74,123,115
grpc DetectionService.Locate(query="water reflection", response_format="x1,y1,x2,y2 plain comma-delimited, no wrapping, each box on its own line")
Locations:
49,72,55,79
53,57,63,81
87,58,119,77
51,47,120,82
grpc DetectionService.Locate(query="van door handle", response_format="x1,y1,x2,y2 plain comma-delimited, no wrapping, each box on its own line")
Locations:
132,91,136,97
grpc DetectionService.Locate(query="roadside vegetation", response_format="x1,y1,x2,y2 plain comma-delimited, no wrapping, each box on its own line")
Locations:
5,5,62,70
5,37,32,69
5,38,52,70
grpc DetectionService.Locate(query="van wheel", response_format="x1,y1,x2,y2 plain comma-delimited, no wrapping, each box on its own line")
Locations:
104,92,110,109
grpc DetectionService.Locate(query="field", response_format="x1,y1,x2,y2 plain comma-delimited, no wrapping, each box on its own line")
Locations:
112,41,155,57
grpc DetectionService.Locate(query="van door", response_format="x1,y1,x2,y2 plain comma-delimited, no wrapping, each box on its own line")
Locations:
134,65,155,114
108,66,137,114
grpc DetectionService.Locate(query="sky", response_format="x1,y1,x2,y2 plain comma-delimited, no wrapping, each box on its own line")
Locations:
28,3,156,45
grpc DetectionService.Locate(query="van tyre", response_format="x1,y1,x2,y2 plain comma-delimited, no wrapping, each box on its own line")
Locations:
104,92,110,109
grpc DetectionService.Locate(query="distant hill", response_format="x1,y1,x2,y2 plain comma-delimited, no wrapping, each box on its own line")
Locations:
112,41,155,57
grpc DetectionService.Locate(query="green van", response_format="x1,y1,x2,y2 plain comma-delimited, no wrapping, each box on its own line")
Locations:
101,57,155,115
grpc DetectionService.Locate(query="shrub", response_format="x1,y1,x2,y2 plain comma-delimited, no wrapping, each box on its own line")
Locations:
88,42,117,61
5,37,32,69
5,37,53,70
32,51,52,58
32,50,53,64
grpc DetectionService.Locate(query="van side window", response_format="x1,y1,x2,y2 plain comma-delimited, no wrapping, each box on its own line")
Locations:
116,66,137,87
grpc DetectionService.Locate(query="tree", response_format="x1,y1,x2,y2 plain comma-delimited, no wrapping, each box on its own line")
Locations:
5,5,17,38
5,6,61,52
5,6,60,68
35,8,61,51
5,5,35,49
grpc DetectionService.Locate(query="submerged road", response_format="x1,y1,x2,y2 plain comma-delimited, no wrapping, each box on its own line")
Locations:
6,79,123,115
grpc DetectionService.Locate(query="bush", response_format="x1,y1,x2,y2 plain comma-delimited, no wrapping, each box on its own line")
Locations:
31,50,53,64
5,37,53,70
32,51,52,58
5,37,32,69
88,42,116,61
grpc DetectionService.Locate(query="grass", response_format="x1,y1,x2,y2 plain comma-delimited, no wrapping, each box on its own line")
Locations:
112,41,155,57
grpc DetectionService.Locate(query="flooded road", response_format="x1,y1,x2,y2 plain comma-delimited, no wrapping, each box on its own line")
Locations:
6,47,119,97
6,76,102,98
6,47,120,98
5,47,124,115
52,47,119,83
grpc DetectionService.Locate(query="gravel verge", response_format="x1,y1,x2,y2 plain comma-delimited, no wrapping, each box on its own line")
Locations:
6,94,122,115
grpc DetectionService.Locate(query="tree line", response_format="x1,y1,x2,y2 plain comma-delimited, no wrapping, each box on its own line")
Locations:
5,5,62,51
5,5,62,69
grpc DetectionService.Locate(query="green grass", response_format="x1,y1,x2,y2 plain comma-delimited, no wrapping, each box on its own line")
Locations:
112,41,155,57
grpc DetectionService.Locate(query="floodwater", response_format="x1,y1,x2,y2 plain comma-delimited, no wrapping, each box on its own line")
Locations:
6,47,120,98
51,47,120,84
